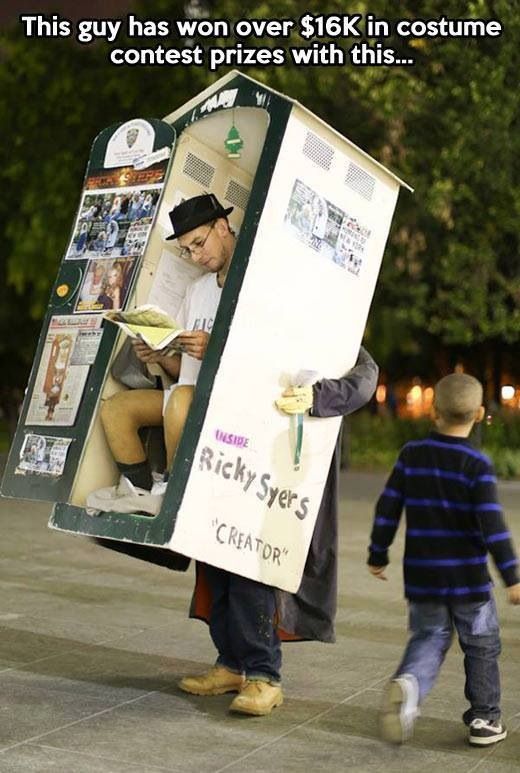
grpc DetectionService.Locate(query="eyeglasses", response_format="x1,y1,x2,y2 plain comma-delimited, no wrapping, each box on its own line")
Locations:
179,221,216,260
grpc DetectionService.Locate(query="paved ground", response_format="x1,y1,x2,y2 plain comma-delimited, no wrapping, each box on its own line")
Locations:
0,469,519,772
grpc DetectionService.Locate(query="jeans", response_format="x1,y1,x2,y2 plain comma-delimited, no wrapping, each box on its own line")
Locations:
204,565,282,683
396,597,501,723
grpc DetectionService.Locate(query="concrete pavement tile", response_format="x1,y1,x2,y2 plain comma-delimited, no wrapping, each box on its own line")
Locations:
281,652,390,704
0,586,69,620
475,719,520,766
0,613,151,646
0,669,205,751
0,642,207,696
0,619,179,671
119,624,220,663
220,724,474,772
0,660,20,671
1,469,519,772
0,579,190,633
0,625,85,667
0,671,121,749
0,743,176,772
0,566,192,611
25,691,331,772
460,762,520,773
334,619,409,648
312,685,520,764
362,653,520,747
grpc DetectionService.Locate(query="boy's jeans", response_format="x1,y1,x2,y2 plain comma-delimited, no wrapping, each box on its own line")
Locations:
204,565,282,683
396,597,501,723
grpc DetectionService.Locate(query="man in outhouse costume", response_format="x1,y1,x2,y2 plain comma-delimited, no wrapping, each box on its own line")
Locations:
100,193,379,716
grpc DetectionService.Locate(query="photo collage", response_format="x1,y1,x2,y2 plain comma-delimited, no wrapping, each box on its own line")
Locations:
19,151,170,476
284,179,371,277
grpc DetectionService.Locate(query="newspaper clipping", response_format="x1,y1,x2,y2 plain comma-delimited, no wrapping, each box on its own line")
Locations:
26,315,103,426
16,434,73,477
284,179,371,277
66,186,161,261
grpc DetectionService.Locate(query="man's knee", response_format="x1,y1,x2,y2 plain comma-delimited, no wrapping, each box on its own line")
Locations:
101,392,126,434
165,385,194,421
100,390,154,433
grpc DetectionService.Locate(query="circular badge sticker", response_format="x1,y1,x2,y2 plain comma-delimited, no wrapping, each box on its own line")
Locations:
56,284,69,298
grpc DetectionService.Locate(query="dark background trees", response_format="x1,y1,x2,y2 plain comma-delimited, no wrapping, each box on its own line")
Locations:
1,0,518,431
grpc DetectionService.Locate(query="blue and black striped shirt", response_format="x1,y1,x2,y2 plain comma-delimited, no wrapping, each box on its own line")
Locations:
368,432,519,602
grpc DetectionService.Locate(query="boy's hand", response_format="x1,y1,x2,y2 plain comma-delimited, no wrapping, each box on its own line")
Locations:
507,583,520,605
368,564,388,581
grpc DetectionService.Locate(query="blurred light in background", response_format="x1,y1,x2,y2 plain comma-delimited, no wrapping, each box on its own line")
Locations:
500,384,520,409
376,384,387,404
501,385,515,401
405,380,434,418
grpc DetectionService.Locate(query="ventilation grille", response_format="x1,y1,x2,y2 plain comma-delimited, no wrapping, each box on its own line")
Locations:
302,132,334,171
224,179,250,211
182,153,215,188
345,162,375,201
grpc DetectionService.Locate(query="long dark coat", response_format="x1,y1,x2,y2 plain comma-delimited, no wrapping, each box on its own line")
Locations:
190,347,379,643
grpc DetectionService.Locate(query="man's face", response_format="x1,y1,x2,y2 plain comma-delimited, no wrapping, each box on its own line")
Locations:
178,218,229,272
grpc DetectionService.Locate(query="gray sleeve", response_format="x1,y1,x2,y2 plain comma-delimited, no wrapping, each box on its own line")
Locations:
311,346,379,418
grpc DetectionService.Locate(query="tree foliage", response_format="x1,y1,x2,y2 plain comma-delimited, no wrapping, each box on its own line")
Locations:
203,0,520,360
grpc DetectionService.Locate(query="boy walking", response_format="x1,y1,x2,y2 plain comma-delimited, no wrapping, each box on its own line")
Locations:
367,373,520,746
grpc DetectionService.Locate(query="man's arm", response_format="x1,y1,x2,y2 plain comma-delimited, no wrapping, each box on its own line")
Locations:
311,346,379,418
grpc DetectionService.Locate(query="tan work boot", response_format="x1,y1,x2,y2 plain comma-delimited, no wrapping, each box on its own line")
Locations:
179,666,245,696
229,679,283,716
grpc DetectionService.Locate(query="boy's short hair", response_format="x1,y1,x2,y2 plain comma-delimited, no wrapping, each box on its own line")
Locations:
434,373,483,425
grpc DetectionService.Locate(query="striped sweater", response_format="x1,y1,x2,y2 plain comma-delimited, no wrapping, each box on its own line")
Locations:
368,431,519,602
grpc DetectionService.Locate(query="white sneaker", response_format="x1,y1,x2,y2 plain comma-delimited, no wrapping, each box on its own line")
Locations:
468,718,507,746
380,674,419,744
150,478,168,496
85,475,164,516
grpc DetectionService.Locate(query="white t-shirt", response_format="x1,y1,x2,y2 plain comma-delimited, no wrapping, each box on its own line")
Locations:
163,272,222,408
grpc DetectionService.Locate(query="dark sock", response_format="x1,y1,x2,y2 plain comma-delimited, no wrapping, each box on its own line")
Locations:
117,460,153,490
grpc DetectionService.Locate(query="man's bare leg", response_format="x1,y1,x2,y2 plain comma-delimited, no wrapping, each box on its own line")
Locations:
163,385,194,466
100,389,163,488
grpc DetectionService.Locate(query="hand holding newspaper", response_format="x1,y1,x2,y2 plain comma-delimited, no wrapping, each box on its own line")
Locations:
104,305,184,351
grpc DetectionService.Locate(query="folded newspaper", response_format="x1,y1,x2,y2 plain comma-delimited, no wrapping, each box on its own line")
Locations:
104,305,184,351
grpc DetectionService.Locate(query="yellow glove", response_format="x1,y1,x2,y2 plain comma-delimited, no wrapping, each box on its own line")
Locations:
275,385,313,415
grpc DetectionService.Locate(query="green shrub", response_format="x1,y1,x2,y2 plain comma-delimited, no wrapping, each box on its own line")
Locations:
345,411,520,479
481,413,520,448
482,448,520,479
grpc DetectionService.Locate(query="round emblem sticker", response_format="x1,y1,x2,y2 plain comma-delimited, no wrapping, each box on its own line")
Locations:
56,284,69,298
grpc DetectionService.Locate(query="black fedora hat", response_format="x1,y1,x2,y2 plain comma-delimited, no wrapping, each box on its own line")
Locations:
166,193,233,240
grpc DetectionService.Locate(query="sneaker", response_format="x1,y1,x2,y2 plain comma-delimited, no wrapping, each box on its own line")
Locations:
380,674,419,744
150,478,168,496
229,679,283,716
179,666,245,696
469,718,507,746
85,475,163,516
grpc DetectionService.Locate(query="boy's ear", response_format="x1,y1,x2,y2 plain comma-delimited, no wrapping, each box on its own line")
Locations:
475,405,485,423
430,405,439,421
